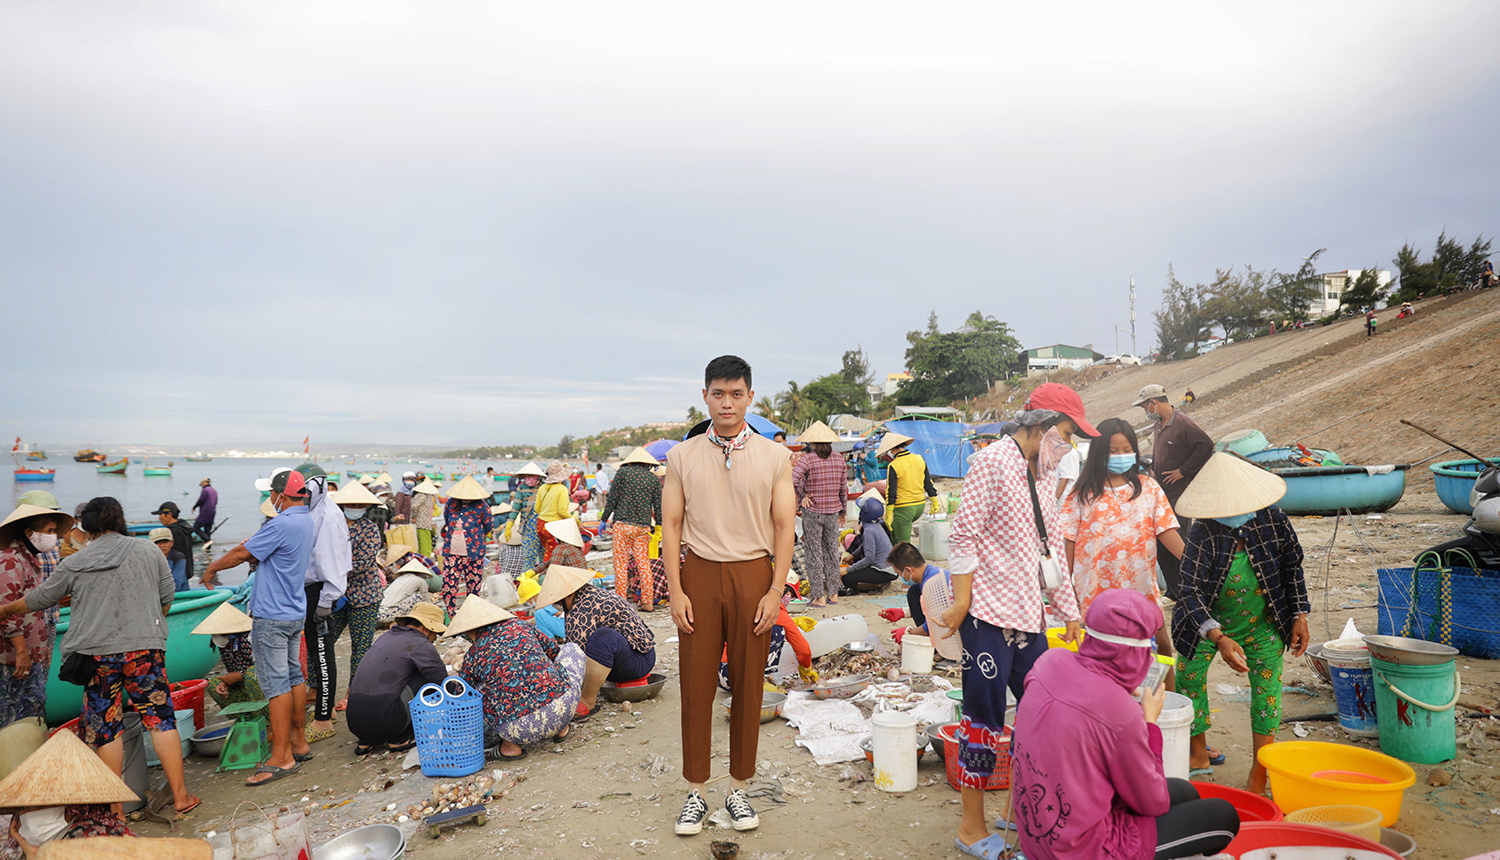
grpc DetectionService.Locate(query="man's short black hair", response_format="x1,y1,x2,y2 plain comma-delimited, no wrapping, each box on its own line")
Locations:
1152,396,1170,404
887,541,924,571
704,355,752,390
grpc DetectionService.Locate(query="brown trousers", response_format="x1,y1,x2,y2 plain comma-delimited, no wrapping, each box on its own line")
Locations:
679,550,774,783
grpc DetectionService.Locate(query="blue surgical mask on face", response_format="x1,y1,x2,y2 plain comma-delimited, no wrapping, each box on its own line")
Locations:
343,508,365,521
1106,454,1137,474
1214,513,1254,529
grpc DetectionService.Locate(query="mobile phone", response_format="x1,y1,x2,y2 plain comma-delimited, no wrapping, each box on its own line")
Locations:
1142,660,1168,694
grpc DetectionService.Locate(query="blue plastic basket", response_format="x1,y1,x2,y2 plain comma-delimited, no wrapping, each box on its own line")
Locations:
409,677,485,777
1378,552,1500,659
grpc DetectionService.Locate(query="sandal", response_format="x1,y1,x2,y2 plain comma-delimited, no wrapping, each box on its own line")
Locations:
293,751,315,763
387,739,417,753
175,796,203,817
954,834,1012,860
486,744,527,761
354,743,385,757
305,726,335,744
245,762,301,787
1207,747,1226,766
573,701,603,723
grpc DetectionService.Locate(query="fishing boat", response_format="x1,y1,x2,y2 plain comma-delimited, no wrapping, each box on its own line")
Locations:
1261,463,1411,516
125,521,204,544
73,450,106,463
44,589,233,724
25,450,46,461
13,467,55,482
141,458,173,477
96,459,128,475
185,454,212,462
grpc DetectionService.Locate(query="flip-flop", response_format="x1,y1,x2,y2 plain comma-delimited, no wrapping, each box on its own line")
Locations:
1189,767,1214,778
991,818,1018,832
1207,747,1226,766
293,751,315,763
245,763,301,787
954,833,1012,860
354,743,384,757
387,739,417,753
305,726,335,744
174,796,203,817
573,701,603,723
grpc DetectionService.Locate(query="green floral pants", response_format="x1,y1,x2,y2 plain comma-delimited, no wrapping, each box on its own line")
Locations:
1179,551,1284,736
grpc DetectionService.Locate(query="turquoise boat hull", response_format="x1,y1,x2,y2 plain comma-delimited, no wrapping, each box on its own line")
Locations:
44,589,232,725
14,471,55,482
1430,458,1500,515
1247,447,1344,467
1269,465,1410,516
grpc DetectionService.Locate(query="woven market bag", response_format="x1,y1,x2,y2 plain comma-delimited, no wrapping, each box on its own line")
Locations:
1377,549,1500,659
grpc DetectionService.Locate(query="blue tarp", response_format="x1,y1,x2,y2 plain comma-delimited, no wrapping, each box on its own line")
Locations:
882,420,975,479
679,413,785,441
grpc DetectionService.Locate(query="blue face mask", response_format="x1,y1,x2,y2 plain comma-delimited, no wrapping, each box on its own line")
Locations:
1106,454,1137,474
1214,513,1254,529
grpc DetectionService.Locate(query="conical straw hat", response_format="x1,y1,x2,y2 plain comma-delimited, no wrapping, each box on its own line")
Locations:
374,472,394,485
0,730,139,806
515,462,546,478
876,432,914,458
380,543,414,568
1172,452,1288,519
444,596,514,637
397,558,433,576
412,479,440,495
192,602,252,635
331,481,380,506
0,504,75,546
543,517,584,548
357,474,376,485
620,447,658,467
36,835,213,860
259,499,278,519
858,487,884,504
798,421,839,444
447,476,489,500
489,503,513,516
535,564,594,609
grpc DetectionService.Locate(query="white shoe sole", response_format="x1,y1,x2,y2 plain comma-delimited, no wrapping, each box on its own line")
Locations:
674,821,704,836
731,815,760,832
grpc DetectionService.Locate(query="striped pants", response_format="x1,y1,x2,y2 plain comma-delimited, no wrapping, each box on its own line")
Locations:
612,523,653,605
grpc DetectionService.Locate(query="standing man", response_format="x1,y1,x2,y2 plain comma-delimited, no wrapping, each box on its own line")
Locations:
592,461,613,513
1133,384,1215,599
1364,308,1377,337
296,462,350,745
191,478,218,545
939,408,1083,856
152,501,196,585
201,468,315,785
664,355,795,837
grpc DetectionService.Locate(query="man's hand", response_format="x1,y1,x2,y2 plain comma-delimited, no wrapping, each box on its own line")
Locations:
1161,468,1185,485
13,651,31,678
670,592,694,635
935,604,968,639
753,589,782,636
1288,615,1311,658
1216,634,1250,673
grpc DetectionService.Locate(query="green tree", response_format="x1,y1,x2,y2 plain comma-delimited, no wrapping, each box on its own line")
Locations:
1390,231,1493,302
774,382,818,428
840,347,873,388
897,311,1021,405
803,372,869,420
1339,267,1388,312
686,405,706,425
1153,265,1208,360
557,434,576,457
754,396,777,421
1200,265,1269,340
1265,249,1325,323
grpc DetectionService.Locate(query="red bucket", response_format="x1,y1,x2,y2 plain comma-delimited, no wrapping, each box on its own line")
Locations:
48,717,82,739
1225,821,1400,858
169,679,209,730
1190,780,1284,822
937,723,1011,791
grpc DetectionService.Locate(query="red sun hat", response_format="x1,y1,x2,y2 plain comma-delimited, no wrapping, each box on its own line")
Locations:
1024,383,1098,437
270,469,309,498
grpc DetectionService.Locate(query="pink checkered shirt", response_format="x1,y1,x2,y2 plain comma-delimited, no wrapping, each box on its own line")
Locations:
792,450,847,515
948,437,1081,633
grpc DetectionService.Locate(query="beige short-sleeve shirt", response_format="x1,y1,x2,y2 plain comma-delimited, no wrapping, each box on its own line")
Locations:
667,433,791,563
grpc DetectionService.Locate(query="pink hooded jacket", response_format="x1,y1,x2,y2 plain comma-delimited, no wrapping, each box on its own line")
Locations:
1010,590,1171,860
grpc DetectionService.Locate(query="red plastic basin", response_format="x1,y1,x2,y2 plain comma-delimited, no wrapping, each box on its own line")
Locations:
1225,821,1400,858
1190,780,1284,822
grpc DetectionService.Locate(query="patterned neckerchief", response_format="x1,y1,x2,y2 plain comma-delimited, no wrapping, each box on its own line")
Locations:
706,421,752,469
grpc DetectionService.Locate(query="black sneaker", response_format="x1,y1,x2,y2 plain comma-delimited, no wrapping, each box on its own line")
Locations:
725,788,759,831
674,791,709,836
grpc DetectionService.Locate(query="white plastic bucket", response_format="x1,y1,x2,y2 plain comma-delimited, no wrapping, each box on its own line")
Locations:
1324,638,1379,738
0,718,46,781
901,634,936,674
145,708,196,768
919,517,950,560
871,710,918,792
1156,692,1194,781
802,613,870,659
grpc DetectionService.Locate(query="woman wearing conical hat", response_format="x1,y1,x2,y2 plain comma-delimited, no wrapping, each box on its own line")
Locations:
192,603,265,710
0,730,139,859
505,463,547,574
439,477,495,616
1169,453,1310,794
328,482,386,705
533,462,573,570
601,448,663,612
0,504,74,744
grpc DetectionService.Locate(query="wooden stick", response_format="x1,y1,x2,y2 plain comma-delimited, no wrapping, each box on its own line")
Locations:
1398,419,1490,464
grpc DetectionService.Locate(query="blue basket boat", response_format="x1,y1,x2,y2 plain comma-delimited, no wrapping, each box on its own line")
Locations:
1429,458,1500,515
1262,464,1410,516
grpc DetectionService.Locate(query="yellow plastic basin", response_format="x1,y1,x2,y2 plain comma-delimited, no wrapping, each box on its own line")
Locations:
1258,741,1415,827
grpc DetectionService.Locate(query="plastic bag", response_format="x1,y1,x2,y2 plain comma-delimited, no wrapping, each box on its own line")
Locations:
209,804,310,860
648,526,662,560
386,524,417,552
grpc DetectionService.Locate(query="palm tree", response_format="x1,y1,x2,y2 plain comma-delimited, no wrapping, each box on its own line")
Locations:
774,382,817,429
754,396,777,421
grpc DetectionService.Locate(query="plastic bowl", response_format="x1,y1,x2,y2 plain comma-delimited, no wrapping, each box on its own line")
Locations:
1379,826,1417,857
1303,641,1333,684
1285,804,1384,842
722,692,786,723
599,673,668,703
1189,781,1283,822
812,674,872,700
1224,821,1402,859
189,721,234,758
1258,742,1415,826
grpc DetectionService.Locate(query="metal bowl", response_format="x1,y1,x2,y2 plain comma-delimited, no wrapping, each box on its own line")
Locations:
1304,642,1333,684
812,673,873,700
1361,635,1459,666
600,672,668,703
843,641,875,653
859,734,928,763
312,824,406,860
189,721,234,758
722,692,786,723
1379,827,1417,857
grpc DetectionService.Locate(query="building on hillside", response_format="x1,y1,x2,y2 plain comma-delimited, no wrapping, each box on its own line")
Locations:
1015,344,1105,377
642,421,687,432
609,446,635,460
1310,269,1392,317
892,405,963,420
877,372,912,401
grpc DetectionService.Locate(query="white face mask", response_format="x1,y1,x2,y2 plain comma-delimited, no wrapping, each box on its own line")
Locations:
343,508,365,521
18,807,69,845
28,532,59,553
211,634,231,648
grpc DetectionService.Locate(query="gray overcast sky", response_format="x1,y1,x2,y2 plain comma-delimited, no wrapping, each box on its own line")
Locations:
3,1,1497,447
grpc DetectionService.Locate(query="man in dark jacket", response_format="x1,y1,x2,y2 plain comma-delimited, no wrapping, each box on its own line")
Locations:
153,501,196,584
192,478,218,544
1134,384,1214,599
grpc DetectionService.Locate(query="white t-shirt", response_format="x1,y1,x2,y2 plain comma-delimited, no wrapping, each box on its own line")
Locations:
1054,448,1082,500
